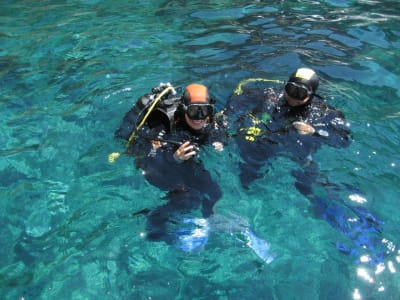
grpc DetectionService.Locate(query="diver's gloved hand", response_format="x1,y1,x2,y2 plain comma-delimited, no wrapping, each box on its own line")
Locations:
292,121,315,135
173,141,199,163
174,218,210,252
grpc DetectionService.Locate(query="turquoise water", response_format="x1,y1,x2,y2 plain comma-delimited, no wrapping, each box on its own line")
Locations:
1,0,400,299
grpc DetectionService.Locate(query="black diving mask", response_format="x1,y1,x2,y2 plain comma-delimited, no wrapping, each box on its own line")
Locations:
184,104,214,120
285,82,312,100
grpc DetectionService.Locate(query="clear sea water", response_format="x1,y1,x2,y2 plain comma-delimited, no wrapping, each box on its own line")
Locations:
1,1,399,299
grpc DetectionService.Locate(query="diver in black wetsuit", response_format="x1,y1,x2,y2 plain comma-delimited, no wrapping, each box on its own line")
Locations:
226,67,351,193
116,83,227,246
226,68,386,265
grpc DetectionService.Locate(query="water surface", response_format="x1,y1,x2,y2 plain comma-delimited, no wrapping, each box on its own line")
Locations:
1,1,400,299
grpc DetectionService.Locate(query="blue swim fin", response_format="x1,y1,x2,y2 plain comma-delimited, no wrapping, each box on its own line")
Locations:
314,197,385,265
174,218,210,252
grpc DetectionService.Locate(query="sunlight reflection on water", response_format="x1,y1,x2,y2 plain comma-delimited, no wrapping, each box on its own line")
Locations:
1,1,399,299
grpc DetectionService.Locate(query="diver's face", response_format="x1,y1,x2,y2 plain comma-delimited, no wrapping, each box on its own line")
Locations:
284,81,312,107
285,92,311,107
185,113,207,130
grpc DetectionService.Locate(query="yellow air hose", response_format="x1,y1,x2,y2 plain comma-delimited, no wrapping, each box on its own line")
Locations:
108,86,175,163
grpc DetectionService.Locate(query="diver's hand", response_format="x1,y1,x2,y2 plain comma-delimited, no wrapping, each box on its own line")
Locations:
173,141,198,162
212,141,224,152
292,121,315,135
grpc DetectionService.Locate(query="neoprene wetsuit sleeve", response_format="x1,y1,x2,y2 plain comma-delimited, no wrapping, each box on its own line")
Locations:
115,107,139,140
208,114,229,145
313,106,352,148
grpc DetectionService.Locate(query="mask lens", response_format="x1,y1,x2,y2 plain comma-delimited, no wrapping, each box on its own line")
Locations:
186,104,213,120
285,82,311,100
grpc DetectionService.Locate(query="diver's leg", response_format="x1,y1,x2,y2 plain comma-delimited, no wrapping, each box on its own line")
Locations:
201,182,222,218
292,159,320,198
236,137,276,189
291,158,386,265
145,202,175,243
182,168,222,218
239,161,264,189
146,192,202,244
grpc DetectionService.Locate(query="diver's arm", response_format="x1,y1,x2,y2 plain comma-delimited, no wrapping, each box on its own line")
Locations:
314,107,352,148
293,119,351,148
208,113,229,152
115,107,140,140
209,126,225,152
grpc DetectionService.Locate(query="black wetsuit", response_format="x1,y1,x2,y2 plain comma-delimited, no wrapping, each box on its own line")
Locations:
225,86,351,194
226,86,387,265
116,91,227,244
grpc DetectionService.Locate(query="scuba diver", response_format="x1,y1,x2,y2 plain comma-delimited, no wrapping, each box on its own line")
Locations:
226,67,351,192
225,68,387,265
114,82,276,263
115,82,228,248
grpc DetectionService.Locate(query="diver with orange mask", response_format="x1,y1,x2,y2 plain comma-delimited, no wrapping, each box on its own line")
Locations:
115,83,227,248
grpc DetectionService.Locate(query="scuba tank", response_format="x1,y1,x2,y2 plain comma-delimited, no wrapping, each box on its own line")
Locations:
111,83,182,162
135,83,181,133
125,83,185,149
